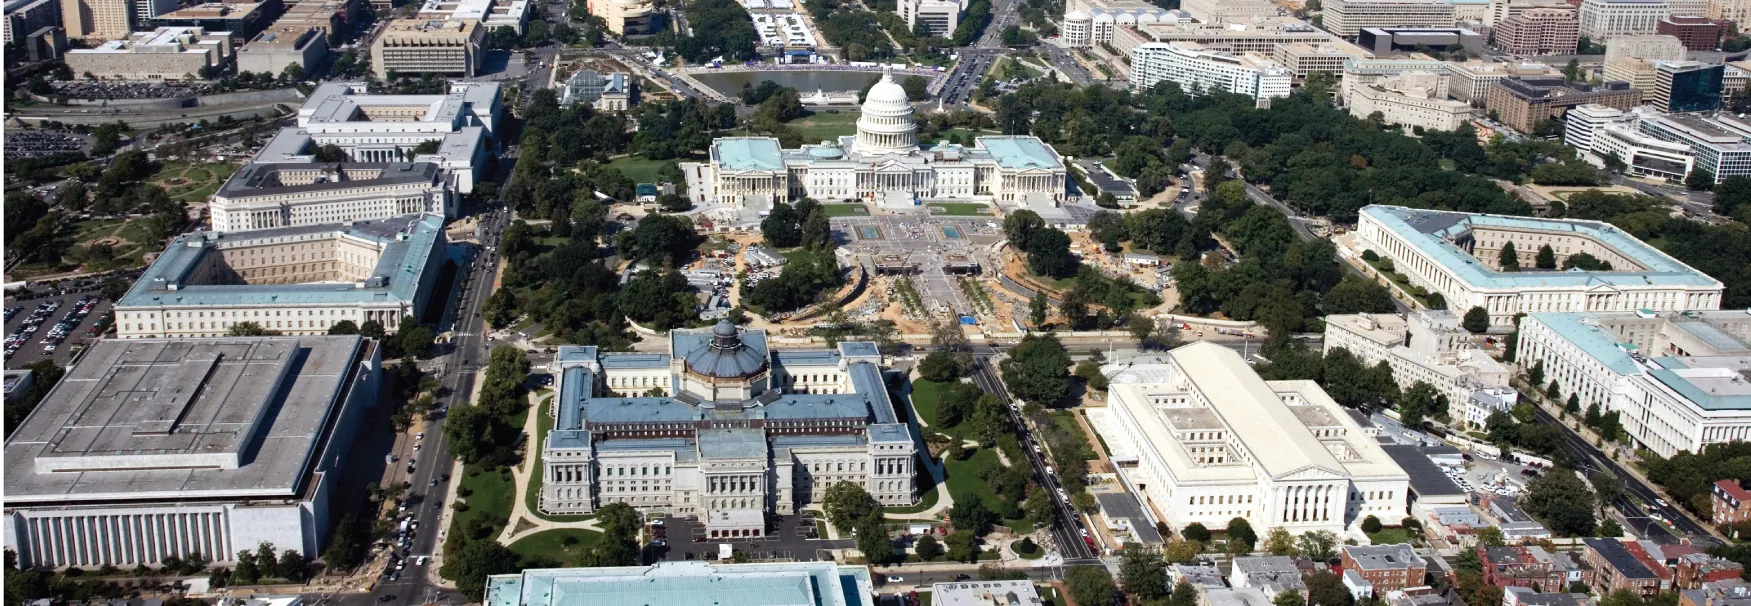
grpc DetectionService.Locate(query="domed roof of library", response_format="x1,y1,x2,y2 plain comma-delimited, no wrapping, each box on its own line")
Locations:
683,320,768,379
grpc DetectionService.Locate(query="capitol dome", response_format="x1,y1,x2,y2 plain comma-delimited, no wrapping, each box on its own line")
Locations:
855,66,919,154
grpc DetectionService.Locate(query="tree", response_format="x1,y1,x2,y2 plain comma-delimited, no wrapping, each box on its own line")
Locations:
1499,242,1521,272
1476,526,1506,547
1026,228,1077,279
1523,468,1597,537
951,494,999,535
231,550,260,584
399,323,436,358
1226,517,1257,553
1305,571,1356,606
328,320,360,335
1602,590,1645,606
1024,489,1056,529
1263,527,1298,556
1004,210,1046,250
1000,333,1071,405
1597,519,1623,537
1163,538,1203,564
312,144,348,162
1297,530,1338,561
1067,565,1120,606
915,534,943,560
228,321,283,336
1322,275,1398,314
453,540,521,601
1128,313,1157,347
1361,515,1382,533
901,75,930,101
1463,306,1491,334
1398,381,1444,428
276,549,306,582
1029,292,1049,329
918,350,965,382
1277,591,1308,606
1686,167,1716,191
801,207,832,250
823,481,879,533
946,530,980,562
1182,523,1211,542
1536,244,1557,270
1120,546,1169,602
855,513,894,564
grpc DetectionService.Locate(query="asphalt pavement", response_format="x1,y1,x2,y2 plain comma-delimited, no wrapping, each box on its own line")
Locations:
353,205,511,606
969,356,1100,565
3,289,115,368
1530,405,1713,546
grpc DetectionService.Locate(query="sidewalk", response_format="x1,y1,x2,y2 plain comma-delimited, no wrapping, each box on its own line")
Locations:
499,390,604,544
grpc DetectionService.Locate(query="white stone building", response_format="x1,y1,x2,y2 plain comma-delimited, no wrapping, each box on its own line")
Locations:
1514,311,1751,457
113,215,447,338
1129,42,1293,101
1345,71,1476,131
539,323,918,539
1578,0,1671,40
694,67,1067,208
1322,0,1458,37
1093,342,1411,535
250,82,502,194
1355,204,1724,327
209,162,456,232
2,336,381,568
899,0,964,37
1324,312,1516,428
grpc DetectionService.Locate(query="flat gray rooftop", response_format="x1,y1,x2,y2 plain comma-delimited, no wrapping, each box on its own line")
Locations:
4,336,366,505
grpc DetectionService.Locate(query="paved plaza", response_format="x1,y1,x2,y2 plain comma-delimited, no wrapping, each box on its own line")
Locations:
832,214,1004,317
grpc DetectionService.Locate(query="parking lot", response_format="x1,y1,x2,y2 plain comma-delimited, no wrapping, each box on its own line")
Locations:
3,290,115,367
50,81,213,100
4,131,90,159
649,512,854,563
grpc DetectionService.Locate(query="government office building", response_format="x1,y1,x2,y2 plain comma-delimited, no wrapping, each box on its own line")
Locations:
1092,342,1411,535
251,81,503,200
209,162,455,232
1514,310,1751,458
113,215,447,338
2,336,382,568
539,321,918,539
1356,204,1724,327
486,561,877,606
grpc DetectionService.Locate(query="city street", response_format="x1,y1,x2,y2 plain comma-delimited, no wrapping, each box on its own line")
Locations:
1530,405,1714,546
968,356,1101,566
351,205,512,606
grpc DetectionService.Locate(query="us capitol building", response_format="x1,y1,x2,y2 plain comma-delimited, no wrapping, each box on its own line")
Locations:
540,321,918,539
695,67,1070,209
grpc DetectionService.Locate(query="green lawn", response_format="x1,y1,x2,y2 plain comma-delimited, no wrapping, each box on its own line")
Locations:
605,155,671,185
523,396,593,522
151,160,236,203
926,203,992,216
456,463,516,529
909,379,964,438
508,528,605,567
1367,527,1415,545
942,447,1034,534
822,203,869,217
789,111,863,143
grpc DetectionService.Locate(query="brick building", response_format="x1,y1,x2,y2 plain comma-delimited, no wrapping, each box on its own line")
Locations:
1342,544,1428,597
1656,16,1722,50
1586,538,1670,598
1481,545,1585,591
1494,8,1580,55
1713,480,1751,526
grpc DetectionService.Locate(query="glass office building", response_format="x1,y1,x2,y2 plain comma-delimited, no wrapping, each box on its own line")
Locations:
1654,61,1724,113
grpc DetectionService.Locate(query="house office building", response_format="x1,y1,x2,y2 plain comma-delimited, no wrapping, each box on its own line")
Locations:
113,215,447,338
1092,342,1412,535
1,336,382,568
1592,122,1697,180
209,162,456,232
1355,204,1725,327
370,18,482,79
1130,41,1293,100
1513,311,1751,458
